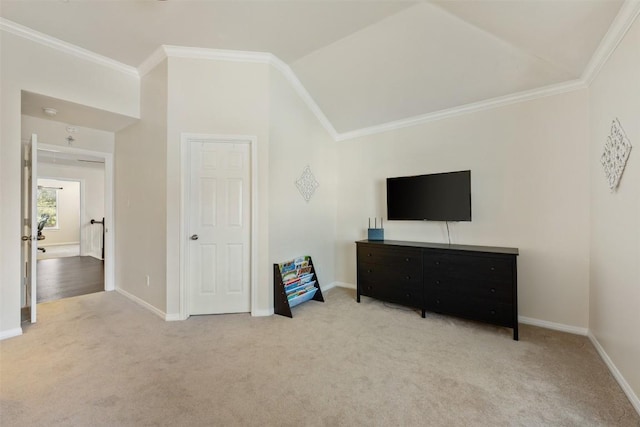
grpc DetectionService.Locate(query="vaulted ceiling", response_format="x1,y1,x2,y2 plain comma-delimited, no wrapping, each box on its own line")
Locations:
1,0,626,135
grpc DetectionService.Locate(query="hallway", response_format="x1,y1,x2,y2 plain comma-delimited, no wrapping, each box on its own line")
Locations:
37,256,104,303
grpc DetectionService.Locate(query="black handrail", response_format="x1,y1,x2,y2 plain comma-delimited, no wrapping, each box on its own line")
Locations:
90,217,105,260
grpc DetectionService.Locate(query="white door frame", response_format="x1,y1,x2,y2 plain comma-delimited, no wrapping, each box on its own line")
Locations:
179,133,258,320
38,143,115,292
36,177,84,254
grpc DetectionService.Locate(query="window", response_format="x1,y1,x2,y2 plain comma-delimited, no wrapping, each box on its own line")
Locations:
37,187,58,228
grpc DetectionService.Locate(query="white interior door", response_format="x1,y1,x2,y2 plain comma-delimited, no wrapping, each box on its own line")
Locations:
21,133,38,323
188,140,251,315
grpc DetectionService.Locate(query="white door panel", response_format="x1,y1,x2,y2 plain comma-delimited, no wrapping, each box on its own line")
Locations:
21,134,38,323
189,141,251,315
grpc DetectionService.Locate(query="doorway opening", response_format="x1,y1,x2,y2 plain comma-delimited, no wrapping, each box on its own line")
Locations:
35,174,104,304
21,140,115,324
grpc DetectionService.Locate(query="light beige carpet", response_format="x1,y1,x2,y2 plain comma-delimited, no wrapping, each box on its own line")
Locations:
1,287,638,426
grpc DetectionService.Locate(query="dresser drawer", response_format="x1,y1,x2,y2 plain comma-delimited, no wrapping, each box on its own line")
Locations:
424,276,512,303
424,253,513,281
357,245,422,271
360,279,422,309
425,291,513,327
358,262,422,288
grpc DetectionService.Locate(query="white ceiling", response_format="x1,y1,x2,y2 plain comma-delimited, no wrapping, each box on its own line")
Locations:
1,0,626,135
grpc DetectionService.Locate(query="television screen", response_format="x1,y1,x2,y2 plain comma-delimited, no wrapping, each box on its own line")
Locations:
386,170,471,221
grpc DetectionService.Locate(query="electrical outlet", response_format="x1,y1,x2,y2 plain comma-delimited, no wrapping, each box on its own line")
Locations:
145,275,150,286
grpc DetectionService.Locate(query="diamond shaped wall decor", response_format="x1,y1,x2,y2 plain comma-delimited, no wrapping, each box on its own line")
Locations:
601,118,632,191
295,165,319,202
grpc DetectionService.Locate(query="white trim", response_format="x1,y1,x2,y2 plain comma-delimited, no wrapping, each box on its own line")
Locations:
336,80,586,141
5,10,639,141
179,134,259,320
165,313,182,322
326,281,356,291
0,18,138,77
518,316,588,336
38,143,115,292
137,46,169,77
321,282,338,292
582,0,640,85
267,54,339,140
116,287,166,320
252,308,274,317
588,331,640,416
39,241,80,247
164,45,273,64
0,327,23,341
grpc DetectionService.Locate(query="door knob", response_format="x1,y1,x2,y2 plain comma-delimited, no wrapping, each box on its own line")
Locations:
22,235,31,241
190,234,199,240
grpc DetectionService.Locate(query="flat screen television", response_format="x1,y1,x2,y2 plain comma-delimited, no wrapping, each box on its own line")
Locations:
386,170,471,221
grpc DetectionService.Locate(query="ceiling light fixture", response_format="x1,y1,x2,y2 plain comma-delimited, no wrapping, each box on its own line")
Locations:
42,107,57,117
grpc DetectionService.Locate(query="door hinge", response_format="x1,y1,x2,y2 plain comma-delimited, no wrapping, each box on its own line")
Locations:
24,159,31,168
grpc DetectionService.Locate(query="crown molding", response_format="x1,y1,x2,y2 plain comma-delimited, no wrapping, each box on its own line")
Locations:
582,0,640,85
0,18,138,78
137,46,168,77
163,46,273,64
4,8,635,143
336,79,587,141
267,54,339,140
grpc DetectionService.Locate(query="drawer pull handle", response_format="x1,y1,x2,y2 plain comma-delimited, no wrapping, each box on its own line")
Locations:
435,261,440,265
367,269,372,273
436,280,441,285
367,286,372,290
490,288,496,293
436,299,441,304
490,266,496,271
405,257,410,262
368,253,372,257
490,310,496,315
405,275,411,280
405,293,411,298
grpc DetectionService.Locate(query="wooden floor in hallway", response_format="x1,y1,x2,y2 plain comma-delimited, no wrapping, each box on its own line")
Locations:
37,256,104,303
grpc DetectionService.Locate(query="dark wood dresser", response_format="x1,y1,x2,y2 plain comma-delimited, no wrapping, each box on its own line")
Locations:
356,240,519,340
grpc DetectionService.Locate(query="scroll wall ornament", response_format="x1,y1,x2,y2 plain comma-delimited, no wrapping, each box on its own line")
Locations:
295,165,319,202
601,118,632,191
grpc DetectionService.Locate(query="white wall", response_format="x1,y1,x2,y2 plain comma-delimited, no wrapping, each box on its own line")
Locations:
268,66,337,295
166,58,271,316
38,163,105,258
335,90,591,329
115,60,168,313
588,15,640,406
36,178,80,245
21,114,115,154
0,30,139,338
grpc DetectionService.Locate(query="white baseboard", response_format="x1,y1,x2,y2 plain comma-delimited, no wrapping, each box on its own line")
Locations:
518,316,588,336
116,287,167,321
0,327,23,341
326,281,356,290
39,241,80,247
164,313,183,321
588,331,640,416
252,308,274,317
